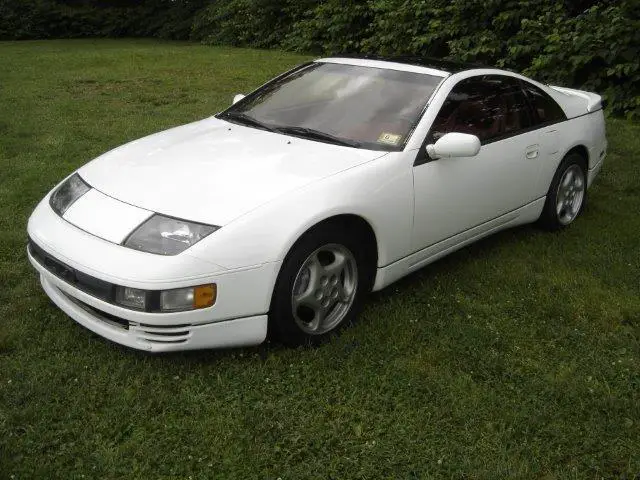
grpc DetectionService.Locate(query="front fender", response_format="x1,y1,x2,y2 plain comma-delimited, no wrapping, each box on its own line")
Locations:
187,152,414,270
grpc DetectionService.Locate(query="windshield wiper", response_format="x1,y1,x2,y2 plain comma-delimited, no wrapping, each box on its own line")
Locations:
221,115,361,148
221,111,277,132
274,126,361,148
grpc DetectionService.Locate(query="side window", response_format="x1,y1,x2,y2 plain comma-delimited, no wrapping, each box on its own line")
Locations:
428,75,533,145
428,77,502,144
521,81,567,125
501,77,533,135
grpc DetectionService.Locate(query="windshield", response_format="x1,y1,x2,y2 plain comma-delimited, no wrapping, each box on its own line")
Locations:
218,62,443,151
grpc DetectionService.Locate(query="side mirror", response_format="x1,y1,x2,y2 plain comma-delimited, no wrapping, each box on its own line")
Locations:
426,132,481,159
232,94,246,105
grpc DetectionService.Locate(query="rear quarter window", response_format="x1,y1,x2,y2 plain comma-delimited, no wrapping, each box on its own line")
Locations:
522,81,567,125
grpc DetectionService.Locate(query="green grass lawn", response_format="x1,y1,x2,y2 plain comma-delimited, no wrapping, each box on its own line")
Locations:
1,39,639,479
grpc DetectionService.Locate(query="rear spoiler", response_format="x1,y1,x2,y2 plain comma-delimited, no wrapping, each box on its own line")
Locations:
550,86,604,112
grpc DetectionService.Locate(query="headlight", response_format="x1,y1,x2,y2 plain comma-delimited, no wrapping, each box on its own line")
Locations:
123,214,219,255
49,173,91,216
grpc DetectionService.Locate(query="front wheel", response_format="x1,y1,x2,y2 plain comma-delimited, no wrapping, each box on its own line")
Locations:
269,225,373,347
538,153,587,230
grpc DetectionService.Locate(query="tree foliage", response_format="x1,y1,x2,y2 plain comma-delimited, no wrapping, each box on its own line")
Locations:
0,0,207,40
1,0,638,117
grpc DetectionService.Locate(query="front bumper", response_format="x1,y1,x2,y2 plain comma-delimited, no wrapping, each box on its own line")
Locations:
27,200,279,351
29,245,269,352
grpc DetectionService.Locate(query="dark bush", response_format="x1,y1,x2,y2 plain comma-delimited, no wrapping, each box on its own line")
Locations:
191,0,305,47
505,1,640,118
0,0,207,40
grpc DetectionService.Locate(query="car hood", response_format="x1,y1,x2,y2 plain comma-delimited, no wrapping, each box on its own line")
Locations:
79,118,386,226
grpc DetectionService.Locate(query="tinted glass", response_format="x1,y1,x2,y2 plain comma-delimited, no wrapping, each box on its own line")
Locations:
521,81,567,125
428,75,533,144
501,77,533,135
222,62,442,150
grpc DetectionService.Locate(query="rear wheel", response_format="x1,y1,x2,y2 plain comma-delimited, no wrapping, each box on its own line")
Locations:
538,153,587,230
269,224,373,346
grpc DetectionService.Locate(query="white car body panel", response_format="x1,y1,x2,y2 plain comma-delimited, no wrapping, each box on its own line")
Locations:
27,58,607,351
550,85,604,113
79,117,387,226
412,128,544,252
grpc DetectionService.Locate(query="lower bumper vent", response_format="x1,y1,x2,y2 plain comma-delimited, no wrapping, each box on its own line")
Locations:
60,289,191,344
129,323,191,344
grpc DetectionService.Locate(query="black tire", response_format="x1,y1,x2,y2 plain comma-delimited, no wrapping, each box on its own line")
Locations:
269,222,375,347
538,152,588,231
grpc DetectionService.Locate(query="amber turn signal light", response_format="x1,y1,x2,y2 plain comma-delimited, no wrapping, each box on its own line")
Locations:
193,284,216,309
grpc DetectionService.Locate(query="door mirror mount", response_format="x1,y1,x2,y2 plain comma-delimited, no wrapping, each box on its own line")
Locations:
232,93,246,105
426,132,481,160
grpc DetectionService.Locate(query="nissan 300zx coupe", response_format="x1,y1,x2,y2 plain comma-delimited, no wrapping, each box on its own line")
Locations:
27,57,607,351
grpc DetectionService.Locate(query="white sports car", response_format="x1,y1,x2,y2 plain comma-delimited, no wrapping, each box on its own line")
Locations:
27,57,607,351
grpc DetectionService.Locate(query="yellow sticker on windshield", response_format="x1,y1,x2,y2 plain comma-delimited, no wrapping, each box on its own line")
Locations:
378,132,402,145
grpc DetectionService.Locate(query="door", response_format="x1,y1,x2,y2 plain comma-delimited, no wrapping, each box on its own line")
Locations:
411,75,543,252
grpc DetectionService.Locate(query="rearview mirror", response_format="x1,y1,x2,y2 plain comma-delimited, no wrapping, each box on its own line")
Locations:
232,94,246,105
426,132,481,159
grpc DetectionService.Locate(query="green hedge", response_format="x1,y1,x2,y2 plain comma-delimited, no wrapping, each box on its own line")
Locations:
2,0,639,117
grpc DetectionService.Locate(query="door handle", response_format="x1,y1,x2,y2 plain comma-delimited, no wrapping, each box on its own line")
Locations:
525,145,539,159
